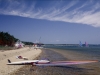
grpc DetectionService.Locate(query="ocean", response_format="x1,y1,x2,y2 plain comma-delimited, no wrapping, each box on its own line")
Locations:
44,44,100,61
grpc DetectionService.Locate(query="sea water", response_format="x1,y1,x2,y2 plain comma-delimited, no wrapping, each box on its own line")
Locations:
44,44,100,61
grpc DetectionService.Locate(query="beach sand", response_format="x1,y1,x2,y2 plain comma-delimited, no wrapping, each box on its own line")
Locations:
10,48,100,75
0,47,42,75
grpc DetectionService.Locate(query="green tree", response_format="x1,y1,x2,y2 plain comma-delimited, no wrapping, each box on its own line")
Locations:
0,32,19,46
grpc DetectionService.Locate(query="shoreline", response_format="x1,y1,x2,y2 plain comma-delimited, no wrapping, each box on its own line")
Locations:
0,47,42,75
47,48,100,75
10,48,100,75
1,47,100,75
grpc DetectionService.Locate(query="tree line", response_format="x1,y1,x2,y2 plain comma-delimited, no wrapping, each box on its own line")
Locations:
0,32,19,46
22,41,34,45
0,32,33,46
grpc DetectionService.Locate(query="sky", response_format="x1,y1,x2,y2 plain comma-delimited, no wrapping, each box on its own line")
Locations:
0,0,100,44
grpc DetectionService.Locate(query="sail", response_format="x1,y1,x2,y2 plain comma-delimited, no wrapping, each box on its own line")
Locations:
79,41,82,47
85,42,88,47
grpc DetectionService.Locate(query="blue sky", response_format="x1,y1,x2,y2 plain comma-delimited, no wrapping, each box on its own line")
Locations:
0,0,100,44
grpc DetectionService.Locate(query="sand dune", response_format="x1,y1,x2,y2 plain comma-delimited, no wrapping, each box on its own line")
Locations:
0,47,42,75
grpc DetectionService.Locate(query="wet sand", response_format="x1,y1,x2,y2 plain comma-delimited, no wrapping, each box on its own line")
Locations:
50,48,100,75
10,48,100,75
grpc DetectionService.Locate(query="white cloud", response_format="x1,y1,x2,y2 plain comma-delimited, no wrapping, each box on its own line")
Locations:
0,0,100,27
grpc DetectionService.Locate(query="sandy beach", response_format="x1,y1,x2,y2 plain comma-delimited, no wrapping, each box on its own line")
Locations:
9,48,100,75
0,47,42,75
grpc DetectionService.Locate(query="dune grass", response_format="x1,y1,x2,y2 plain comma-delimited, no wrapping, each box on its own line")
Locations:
0,46,15,50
